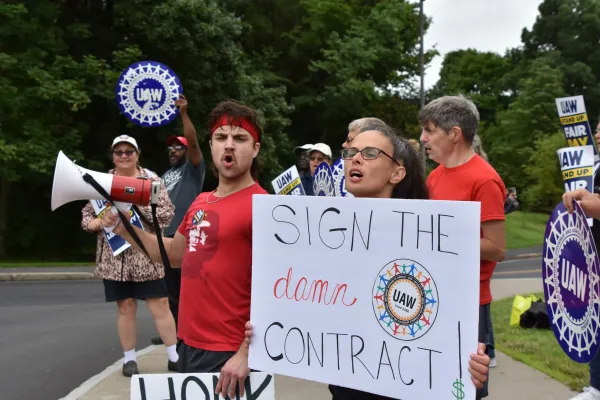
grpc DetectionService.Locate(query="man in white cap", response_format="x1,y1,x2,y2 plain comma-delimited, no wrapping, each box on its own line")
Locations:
294,143,314,195
308,143,333,176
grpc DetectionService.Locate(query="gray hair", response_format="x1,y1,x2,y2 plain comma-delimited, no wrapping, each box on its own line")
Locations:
471,134,489,162
348,117,387,133
418,94,480,143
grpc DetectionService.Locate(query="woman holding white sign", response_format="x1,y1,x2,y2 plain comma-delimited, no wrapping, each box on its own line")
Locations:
244,126,490,399
81,135,179,377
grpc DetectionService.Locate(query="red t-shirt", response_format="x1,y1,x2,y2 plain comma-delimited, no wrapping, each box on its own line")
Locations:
177,183,267,351
426,154,506,305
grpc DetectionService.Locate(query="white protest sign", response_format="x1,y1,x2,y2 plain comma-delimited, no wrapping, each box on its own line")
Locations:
271,165,305,196
249,195,481,400
557,145,595,226
130,372,274,400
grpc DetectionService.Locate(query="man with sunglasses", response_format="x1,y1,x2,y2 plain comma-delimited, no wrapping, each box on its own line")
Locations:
152,94,205,345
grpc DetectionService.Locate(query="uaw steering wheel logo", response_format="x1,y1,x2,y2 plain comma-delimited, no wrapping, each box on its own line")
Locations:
543,201,600,363
116,61,183,127
373,259,439,341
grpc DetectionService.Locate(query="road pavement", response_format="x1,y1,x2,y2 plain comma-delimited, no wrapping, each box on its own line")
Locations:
0,255,544,400
0,280,155,400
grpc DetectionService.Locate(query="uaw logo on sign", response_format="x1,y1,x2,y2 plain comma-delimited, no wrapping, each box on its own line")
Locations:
542,200,600,363
271,165,305,196
557,145,595,226
372,259,439,340
313,162,335,197
116,61,183,127
556,95,599,162
331,158,353,198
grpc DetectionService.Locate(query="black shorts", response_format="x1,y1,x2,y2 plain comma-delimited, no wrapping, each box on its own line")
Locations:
178,342,236,373
103,278,168,302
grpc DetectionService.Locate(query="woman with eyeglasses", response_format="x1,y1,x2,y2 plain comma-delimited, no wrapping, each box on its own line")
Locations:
80,135,180,377
242,126,490,399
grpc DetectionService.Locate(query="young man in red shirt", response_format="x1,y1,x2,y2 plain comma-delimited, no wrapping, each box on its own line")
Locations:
419,95,506,400
101,100,267,399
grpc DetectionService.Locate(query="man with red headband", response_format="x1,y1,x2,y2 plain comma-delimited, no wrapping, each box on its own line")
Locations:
100,100,266,398
151,94,205,346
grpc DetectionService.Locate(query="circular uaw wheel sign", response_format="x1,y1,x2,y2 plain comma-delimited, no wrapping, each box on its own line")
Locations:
543,200,600,363
313,162,335,197
116,61,183,127
373,259,439,341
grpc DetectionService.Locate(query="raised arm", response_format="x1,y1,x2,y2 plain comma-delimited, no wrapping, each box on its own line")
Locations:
176,95,202,166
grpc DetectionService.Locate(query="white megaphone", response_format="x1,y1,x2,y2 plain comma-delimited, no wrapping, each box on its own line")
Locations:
51,151,155,211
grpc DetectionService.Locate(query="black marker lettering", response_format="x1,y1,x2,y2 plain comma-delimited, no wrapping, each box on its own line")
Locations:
377,341,395,380
272,205,300,244
326,333,348,370
418,347,442,389
398,346,414,385
438,214,458,255
351,210,373,251
393,211,414,247
306,207,311,245
351,335,375,378
245,374,273,400
417,214,434,251
307,331,324,367
138,377,148,400
319,207,347,249
181,376,209,400
284,327,305,364
264,322,284,361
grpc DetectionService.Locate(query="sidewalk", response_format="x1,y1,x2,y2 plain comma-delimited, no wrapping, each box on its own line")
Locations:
62,278,578,400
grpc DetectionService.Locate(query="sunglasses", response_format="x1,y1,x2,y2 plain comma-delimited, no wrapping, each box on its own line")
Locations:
167,145,186,152
341,147,400,165
113,150,136,157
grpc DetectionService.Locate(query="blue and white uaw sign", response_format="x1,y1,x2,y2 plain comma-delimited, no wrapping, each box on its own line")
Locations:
556,95,599,163
313,162,335,197
271,165,305,196
92,200,145,256
542,200,600,363
116,61,183,127
331,158,353,197
557,145,595,226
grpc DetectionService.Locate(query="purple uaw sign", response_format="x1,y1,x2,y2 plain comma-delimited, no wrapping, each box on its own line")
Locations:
543,200,600,363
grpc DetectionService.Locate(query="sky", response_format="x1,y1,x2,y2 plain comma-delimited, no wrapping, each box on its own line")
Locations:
422,0,544,89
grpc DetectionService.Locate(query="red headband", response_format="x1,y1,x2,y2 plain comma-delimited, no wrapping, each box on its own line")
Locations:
211,115,260,143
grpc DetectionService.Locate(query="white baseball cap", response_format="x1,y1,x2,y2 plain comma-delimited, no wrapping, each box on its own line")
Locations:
112,135,139,151
294,143,313,154
309,143,332,159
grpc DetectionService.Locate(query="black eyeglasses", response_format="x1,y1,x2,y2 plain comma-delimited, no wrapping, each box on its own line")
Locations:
113,150,136,157
167,145,186,152
341,147,400,165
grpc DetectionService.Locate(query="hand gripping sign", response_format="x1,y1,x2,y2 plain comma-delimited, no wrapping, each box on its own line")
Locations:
116,61,183,127
542,200,600,363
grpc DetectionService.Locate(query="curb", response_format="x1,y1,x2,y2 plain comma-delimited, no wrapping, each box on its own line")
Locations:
508,253,541,260
0,272,98,282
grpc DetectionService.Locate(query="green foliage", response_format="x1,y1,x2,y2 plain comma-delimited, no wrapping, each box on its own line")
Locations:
522,131,568,212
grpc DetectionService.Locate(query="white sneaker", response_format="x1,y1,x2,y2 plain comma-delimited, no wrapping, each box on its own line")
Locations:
570,387,600,399
489,357,497,368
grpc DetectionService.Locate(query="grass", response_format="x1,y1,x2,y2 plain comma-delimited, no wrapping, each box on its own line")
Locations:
0,261,94,268
491,293,588,391
505,211,549,249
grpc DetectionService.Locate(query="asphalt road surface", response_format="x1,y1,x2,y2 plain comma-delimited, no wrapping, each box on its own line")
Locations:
0,258,541,400
493,256,542,279
0,280,155,400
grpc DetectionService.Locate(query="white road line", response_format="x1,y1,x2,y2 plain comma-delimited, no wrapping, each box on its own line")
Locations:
59,345,159,400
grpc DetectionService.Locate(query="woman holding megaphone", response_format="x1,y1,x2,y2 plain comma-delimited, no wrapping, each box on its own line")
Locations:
80,135,180,377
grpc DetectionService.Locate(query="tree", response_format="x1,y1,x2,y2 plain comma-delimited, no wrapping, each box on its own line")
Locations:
482,57,566,191
522,131,567,212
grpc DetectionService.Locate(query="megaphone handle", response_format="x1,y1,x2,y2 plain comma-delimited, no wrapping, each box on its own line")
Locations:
151,181,160,205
